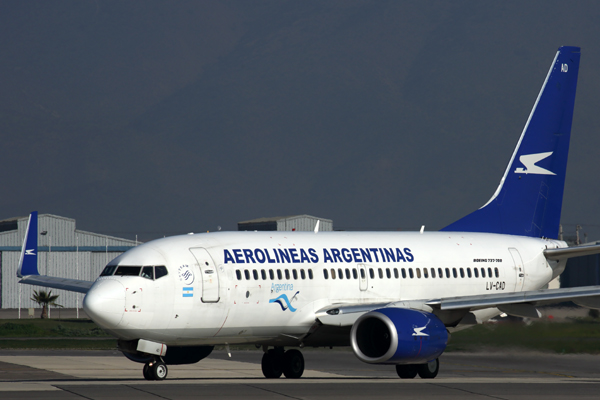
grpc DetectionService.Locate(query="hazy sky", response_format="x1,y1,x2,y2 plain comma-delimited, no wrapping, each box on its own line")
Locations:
1,1,599,242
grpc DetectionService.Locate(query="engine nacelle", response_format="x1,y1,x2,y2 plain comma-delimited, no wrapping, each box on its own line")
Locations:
350,307,448,365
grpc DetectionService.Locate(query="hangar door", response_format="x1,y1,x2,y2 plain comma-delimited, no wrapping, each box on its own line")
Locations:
189,248,220,303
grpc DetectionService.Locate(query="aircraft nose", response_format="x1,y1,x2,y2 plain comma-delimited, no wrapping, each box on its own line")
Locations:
83,279,125,329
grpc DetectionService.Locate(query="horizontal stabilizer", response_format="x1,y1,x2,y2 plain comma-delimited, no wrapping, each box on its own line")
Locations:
544,243,600,261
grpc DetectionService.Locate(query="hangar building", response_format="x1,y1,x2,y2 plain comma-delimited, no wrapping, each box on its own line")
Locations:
238,215,333,232
0,214,138,310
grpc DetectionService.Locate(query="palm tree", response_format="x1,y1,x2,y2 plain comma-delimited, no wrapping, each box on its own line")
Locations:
31,290,61,319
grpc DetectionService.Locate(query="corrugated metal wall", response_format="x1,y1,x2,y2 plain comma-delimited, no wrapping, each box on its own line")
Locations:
0,214,137,309
1,249,124,309
277,216,333,231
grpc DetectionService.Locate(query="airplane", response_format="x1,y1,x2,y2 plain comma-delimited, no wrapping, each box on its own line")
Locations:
16,45,600,381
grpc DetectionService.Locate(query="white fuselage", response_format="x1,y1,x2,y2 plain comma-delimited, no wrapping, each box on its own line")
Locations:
83,231,566,346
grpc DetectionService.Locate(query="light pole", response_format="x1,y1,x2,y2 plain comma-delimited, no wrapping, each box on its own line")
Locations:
40,231,51,318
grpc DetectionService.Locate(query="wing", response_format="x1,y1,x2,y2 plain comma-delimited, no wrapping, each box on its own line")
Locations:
315,286,600,327
19,275,93,294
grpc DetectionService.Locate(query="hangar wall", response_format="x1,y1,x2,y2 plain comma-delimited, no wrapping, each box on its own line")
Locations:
0,214,138,309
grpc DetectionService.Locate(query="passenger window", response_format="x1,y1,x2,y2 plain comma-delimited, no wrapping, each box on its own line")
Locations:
253,270,259,280
467,268,472,278
323,269,329,279
386,268,391,279
431,268,436,278
285,270,290,280
488,267,492,278
452,268,458,278
261,270,267,280
269,269,275,280
369,268,375,279
360,269,366,279
308,269,313,279
277,270,283,280
141,266,154,280
445,268,450,278
338,268,344,280
423,268,428,278
100,265,117,276
236,270,242,280
459,268,465,278
155,266,168,279
495,267,499,278
244,270,250,280
438,268,443,278
331,269,337,279
352,269,358,279
378,268,383,279
394,268,399,279
474,268,479,278
401,268,407,279
300,269,306,279
114,266,141,276
292,269,298,280
481,268,486,278
409,268,414,279
345,268,351,279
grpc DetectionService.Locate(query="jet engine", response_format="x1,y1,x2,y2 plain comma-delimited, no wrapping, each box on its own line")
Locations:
350,307,448,365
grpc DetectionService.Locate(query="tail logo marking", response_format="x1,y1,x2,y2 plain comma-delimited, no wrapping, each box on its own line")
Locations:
25,249,36,256
561,63,568,73
514,152,555,175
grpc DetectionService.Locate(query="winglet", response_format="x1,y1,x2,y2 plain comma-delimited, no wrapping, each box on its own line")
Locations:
17,211,39,278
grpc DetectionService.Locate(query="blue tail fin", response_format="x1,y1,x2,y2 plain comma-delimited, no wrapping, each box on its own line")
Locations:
442,46,580,239
17,211,39,277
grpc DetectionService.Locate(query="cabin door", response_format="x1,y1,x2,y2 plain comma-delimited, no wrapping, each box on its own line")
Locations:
508,248,525,292
190,248,220,302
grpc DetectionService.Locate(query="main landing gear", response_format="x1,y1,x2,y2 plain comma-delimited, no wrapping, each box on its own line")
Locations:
261,347,305,379
396,358,440,379
143,359,168,380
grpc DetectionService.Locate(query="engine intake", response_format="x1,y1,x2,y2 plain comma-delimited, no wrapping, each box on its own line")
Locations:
350,307,448,365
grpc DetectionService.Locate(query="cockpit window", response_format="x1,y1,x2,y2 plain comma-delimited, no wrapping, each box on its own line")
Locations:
102,265,169,280
155,266,168,279
141,266,154,280
114,266,142,276
100,265,117,276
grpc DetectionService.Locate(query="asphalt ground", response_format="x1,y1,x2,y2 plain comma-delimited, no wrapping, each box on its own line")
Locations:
1,349,600,399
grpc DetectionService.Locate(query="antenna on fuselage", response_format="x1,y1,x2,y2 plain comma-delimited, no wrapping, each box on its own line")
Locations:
420,225,425,234
314,220,320,234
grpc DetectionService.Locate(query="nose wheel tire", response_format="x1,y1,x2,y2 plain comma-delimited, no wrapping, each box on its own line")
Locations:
143,363,152,380
143,361,168,380
417,359,439,379
283,349,304,379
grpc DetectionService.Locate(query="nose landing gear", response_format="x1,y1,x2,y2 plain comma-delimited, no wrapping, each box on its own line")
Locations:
261,347,305,379
143,359,168,380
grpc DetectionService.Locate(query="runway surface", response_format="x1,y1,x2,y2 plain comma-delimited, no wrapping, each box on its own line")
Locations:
1,349,600,399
